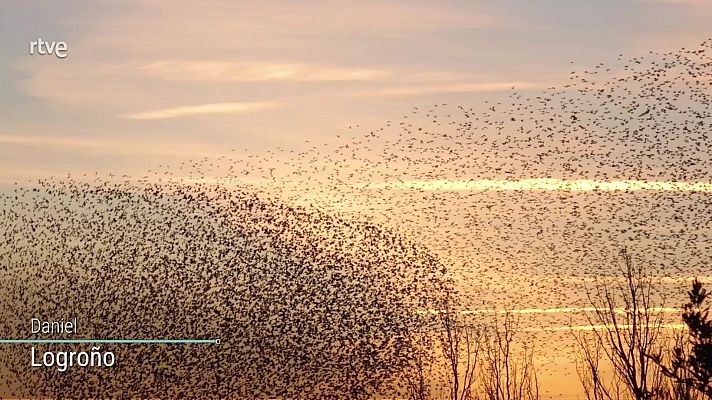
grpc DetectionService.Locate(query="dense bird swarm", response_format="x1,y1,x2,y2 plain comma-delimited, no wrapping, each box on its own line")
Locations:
204,39,712,314
0,39,711,397
0,179,450,398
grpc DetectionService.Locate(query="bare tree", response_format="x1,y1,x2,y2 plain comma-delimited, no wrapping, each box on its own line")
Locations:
400,302,539,400
399,303,481,400
400,330,438,400
481,312,540,400
574,329,624,400
577,248,668,400
438,307,482,400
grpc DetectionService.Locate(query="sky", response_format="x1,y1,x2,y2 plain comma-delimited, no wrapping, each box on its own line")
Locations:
1,0,712,185
1,2,712,398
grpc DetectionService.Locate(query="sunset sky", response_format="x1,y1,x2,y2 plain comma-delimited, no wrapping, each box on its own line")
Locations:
1,0,711,185
2,2,712,399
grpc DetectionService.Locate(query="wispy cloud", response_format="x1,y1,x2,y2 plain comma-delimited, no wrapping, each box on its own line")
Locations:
0,166,68,184
416,308,686,332
419,307,682,315
121,102,284,120
354,82,544,97
140,61,392,82
370,178,712,192
561,276,712,284
0,134,223,158
524,324,686,332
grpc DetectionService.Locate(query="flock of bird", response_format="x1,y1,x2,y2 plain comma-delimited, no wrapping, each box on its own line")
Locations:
195,39,712,313
0,179,451,398
1,39,711,397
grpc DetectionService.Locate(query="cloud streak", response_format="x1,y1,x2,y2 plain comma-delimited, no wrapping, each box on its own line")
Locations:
371,178,712,192
121,102,284,120
0,134,224,158
524,323,686,332
140,61,392,82
353,82,544,97
419,307,682,315
416,308,686,332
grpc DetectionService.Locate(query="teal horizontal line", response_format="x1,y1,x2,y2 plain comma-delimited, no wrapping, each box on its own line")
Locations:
0,339,219,344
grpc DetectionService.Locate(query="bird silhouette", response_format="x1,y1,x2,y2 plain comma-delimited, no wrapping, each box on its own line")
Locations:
1,38,712,398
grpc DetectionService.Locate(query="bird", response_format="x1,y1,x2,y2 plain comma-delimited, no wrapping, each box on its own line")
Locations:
2,37,712,399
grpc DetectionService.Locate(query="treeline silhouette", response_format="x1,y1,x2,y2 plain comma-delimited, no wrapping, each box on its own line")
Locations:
2,37,711,399
400,249,711,400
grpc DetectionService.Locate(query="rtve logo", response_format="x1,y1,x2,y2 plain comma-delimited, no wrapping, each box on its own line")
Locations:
29,38,68,59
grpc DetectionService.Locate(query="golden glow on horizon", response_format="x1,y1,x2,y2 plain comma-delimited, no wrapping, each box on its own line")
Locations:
415,309,687,332
418,307,682,315
524,323,686,332
372,178,712,192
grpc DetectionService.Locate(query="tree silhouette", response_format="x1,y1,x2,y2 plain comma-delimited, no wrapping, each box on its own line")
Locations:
399,304,539,400
651,279,712,399
576,249,668,400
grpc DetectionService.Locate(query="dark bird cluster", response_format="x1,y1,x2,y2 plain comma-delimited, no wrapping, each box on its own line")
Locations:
0,178,451,398
167,39,712,374
1,38,712,396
